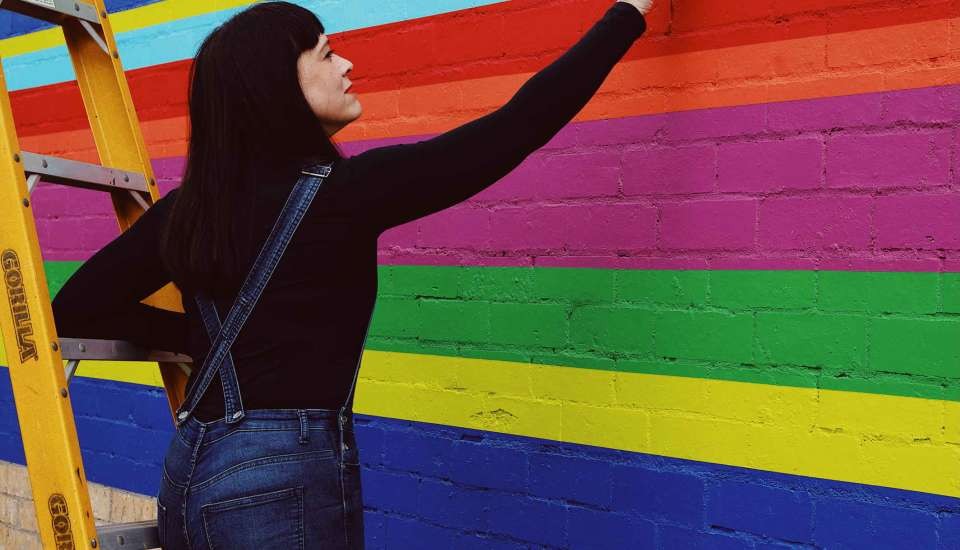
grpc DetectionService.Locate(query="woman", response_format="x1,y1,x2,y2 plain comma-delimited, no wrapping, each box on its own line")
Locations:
52,0,653,548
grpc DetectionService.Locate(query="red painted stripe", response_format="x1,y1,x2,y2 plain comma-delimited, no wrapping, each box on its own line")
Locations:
10,0,954,138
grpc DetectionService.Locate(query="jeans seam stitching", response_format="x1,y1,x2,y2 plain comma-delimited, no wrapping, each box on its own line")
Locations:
201,427,332,449
200,486,301,514
162,462,187,491
182,424,205,550
297,486,305,550
191,450,334,493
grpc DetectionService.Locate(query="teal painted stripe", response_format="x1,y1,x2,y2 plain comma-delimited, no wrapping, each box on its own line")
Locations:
2,0,506,91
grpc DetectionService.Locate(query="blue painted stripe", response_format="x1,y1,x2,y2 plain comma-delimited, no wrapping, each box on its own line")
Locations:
0,370,956,549
0,0,162,40
2,0,505,92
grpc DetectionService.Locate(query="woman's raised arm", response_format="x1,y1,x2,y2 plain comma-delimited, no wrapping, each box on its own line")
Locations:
340,1,651,232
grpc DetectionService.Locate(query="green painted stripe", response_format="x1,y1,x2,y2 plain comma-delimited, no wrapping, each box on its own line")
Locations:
45,262,960,402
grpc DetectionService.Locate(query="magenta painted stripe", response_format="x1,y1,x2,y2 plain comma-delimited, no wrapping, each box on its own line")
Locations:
31,84,960,272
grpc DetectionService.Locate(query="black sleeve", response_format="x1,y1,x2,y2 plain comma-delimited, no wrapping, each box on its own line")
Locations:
51,189,188,354
341,3,646,232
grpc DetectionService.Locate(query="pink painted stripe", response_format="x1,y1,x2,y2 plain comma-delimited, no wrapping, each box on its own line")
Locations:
32,84,960,272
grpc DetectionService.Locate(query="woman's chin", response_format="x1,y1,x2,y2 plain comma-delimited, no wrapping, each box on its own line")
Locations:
348,101,363,120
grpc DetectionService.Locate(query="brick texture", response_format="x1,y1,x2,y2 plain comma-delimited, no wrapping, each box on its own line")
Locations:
0,461,155,549
2,0,959,549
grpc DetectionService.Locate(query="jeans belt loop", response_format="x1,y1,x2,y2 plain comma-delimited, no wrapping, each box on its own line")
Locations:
297,409,309,445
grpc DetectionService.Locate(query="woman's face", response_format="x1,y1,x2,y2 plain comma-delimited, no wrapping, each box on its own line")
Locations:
297,34,360,136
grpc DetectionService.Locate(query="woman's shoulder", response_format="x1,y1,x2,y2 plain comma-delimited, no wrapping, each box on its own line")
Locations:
159,186,180,203
129,187,180,232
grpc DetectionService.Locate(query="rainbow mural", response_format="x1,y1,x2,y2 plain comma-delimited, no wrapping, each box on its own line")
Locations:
0,0,959,548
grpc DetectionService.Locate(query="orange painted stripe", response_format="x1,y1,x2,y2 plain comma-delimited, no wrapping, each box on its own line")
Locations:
23,17,960,157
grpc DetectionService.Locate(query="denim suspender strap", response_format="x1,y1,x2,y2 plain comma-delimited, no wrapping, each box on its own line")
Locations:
175,163,334,425
193,297,245,421
337,313,371,423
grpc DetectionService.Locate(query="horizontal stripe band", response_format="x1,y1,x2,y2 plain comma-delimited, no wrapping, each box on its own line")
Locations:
287,0,960,97
0,0,252,55
11,9,960,140
367,266,960,398
26,84,960,271
355,351,960,498
0,0,506,91
14,262,960,403
0,377,956,550
0,351,955,498
0,0,159,41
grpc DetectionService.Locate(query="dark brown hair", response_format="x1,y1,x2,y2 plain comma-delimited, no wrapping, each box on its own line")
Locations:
161,1,342,295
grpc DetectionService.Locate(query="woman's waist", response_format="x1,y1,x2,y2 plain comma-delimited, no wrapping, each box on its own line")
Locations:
178,406,355,443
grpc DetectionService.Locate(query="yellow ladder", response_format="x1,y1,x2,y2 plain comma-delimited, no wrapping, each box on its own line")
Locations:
0,1,190,548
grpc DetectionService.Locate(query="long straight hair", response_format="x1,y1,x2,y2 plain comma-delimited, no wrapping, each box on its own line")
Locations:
161,2,342,296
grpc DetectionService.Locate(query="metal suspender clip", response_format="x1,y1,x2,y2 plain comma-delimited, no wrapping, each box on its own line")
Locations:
300,166,332,178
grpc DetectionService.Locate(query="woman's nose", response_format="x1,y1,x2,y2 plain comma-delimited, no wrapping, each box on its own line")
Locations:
341,56,353,75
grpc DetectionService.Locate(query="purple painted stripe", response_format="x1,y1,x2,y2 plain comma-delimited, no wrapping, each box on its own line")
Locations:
31,84,960,272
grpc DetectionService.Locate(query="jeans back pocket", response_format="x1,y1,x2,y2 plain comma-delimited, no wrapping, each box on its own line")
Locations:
201,487,304,550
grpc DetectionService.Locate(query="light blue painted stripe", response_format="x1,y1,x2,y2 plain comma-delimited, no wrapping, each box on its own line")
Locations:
2,0,505,92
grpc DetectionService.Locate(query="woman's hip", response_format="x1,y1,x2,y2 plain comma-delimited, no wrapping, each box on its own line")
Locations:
158,409,363,549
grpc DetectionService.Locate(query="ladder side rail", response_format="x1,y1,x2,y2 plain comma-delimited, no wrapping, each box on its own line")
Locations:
0,2,188,547
59,1,189,415
0,57,98,550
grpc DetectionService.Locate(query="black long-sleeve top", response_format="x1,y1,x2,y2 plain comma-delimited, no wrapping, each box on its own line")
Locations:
52,4,646,421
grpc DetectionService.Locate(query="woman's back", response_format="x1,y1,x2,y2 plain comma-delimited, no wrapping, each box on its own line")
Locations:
180,165,381,418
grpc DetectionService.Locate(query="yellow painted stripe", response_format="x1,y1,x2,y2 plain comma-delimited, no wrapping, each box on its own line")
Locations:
355,351,960,498
2,340,956,497
0,0,253,59
69,360,164,387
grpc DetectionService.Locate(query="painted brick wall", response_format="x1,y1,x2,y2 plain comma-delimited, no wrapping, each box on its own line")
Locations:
0,0,958,549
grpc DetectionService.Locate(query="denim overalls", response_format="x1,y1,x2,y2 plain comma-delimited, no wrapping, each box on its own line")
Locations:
157,162,366,549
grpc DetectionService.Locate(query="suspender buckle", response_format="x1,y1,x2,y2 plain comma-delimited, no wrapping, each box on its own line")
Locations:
226,410,245,424
300,166,332,178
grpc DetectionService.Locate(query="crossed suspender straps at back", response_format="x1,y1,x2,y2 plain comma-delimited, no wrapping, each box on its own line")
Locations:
175,163,334,426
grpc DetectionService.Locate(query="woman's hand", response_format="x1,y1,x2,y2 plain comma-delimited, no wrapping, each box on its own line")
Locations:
617,0,654,15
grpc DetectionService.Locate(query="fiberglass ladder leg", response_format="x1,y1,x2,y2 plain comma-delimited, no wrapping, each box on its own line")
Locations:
0,1,191,548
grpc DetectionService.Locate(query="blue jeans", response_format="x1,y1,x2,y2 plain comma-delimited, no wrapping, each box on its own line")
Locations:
157,409,364,549
156,163,366,547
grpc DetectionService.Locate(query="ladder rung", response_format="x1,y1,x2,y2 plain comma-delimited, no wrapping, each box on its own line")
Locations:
21,151,150,194
1,0,101,25
97,520,159,550
60,338,192,363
